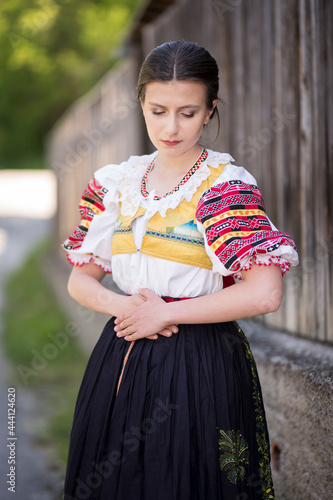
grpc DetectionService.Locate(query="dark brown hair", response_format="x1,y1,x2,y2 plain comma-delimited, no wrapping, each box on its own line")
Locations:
137,40,220,125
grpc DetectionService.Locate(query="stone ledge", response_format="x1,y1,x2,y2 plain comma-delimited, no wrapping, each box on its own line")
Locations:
239,319,333,500
239,318,333,388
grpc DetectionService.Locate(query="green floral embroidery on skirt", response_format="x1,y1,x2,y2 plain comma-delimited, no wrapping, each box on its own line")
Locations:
238,323,275,500
219,429,249,484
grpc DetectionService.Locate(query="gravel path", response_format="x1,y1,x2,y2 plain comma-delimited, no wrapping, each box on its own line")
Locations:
0,216,64,500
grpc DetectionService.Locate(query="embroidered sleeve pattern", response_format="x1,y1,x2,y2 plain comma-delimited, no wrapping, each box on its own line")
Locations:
196,180,297,277
62,177,111,272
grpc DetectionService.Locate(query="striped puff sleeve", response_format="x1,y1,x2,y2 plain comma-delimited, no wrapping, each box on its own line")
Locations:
195,166,299,278
61,162,126,273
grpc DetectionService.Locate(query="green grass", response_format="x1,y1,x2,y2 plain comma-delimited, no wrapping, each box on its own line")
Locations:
1,240,88,465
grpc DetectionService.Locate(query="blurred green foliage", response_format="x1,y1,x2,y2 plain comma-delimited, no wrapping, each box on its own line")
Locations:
2,239,87,379
0,0,142,167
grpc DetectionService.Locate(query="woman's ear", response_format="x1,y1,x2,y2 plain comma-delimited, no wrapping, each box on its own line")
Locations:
204,99,218,124
212,99,218,111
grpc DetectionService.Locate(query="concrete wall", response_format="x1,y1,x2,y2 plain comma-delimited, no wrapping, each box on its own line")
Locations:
241,319,333,499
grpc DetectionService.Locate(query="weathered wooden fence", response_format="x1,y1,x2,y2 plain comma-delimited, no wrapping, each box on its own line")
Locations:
47,54,144,243
47,0,333,343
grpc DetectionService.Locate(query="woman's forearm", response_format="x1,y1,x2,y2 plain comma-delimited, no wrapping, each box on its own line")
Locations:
68,263,179,340
67,264,128,317
163,269,282,326
163,263,283,325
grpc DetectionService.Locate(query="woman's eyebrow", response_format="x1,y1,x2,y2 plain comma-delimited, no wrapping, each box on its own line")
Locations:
148,102,201,109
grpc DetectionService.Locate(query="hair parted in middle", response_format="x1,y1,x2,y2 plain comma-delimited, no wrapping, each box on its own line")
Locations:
137,40,220,127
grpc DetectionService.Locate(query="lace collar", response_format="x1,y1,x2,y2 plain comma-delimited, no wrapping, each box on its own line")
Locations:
118,149,234,218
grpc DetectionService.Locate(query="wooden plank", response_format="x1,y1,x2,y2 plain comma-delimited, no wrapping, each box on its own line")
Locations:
229,2,246,160
298,0,317,337
261,0,275,222
211,1,232,155
263,0,285,330
323,0,333,342
311,0,328,340
279,0,301,332
243,0,262,180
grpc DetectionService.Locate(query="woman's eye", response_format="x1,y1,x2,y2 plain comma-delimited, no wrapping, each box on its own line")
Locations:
152,111,164,115
183,113,194,118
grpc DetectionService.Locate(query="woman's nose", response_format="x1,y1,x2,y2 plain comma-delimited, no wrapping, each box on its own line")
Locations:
166,115,179,136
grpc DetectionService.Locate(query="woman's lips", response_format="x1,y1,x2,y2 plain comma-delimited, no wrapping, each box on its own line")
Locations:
161,140,182,146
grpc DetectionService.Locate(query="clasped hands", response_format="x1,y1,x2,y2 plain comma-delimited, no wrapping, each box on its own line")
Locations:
114,288,179,341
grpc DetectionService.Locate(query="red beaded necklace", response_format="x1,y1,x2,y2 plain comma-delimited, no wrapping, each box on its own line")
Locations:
141,148,208,200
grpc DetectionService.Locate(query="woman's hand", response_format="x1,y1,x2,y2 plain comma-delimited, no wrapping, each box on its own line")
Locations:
114,288,179,341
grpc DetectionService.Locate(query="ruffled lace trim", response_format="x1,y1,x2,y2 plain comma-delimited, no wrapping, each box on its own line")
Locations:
233,255,291,280
66,253,112,273
118,150,234,218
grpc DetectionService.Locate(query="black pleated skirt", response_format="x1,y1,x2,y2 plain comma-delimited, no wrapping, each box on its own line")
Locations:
63,319,275,500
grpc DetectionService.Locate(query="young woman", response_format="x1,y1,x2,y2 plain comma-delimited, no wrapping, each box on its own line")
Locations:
62,41,298,499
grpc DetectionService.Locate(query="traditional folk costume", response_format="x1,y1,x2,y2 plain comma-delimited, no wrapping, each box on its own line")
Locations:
62,149,298,500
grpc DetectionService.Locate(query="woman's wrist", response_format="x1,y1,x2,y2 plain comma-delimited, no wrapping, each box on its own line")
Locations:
109,293,147,318
160,301,176,328
108,293,131,317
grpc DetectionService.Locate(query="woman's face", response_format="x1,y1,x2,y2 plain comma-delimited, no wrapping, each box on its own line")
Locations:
141,80,217,159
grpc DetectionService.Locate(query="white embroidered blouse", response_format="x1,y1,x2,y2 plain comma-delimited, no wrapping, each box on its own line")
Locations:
62,149,299,298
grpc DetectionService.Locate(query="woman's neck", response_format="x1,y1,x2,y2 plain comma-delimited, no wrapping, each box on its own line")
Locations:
145,144,205,198
154,143,203,175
